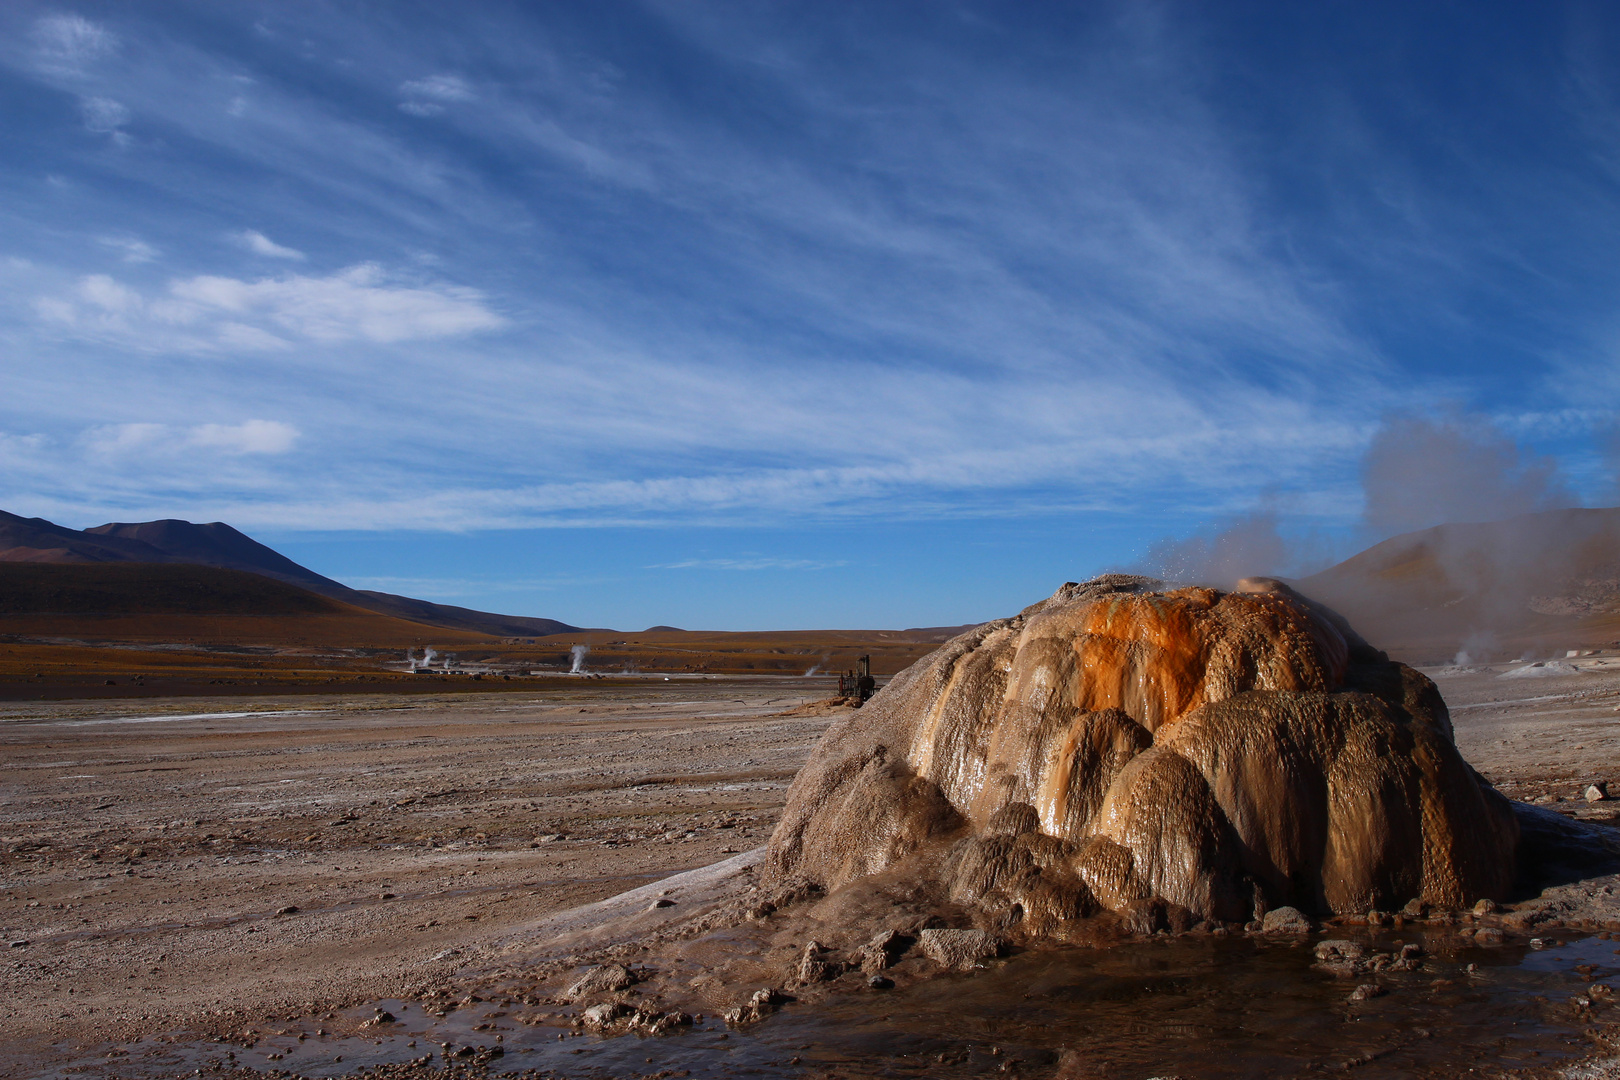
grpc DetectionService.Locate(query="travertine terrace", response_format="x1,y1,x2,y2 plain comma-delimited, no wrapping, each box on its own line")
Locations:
767,575,1521,933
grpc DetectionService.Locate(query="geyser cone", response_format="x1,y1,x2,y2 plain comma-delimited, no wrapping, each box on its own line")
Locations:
766,575,1518,933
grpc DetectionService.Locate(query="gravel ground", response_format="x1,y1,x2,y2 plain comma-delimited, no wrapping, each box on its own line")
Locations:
2,662,1618,1078
0,679,845,1073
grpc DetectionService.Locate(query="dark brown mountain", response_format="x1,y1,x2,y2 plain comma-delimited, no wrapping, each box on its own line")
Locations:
0,510,579,637
1293,507,1620,663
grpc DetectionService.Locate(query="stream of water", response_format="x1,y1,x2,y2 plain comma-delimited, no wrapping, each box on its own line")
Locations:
26,930,1620,1079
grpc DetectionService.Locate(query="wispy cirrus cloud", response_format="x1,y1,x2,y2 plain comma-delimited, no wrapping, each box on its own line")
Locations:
648,557,848,572
236,230,304,259
98,236,158,263
399,74,474,116
0,1,1616,563
31,264,502,349
31,13,117,74
78,95,131,144
85,419,298,458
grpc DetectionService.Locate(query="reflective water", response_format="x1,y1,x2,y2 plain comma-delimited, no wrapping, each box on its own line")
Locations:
30,930,1620,1078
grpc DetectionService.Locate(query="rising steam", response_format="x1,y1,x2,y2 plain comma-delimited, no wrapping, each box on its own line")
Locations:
1362,411,1574,534
1125,412,1601,660
569,644,589,674
1140,508,1293,587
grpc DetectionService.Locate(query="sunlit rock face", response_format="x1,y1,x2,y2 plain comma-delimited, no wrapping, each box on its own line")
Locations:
766,575,1518,933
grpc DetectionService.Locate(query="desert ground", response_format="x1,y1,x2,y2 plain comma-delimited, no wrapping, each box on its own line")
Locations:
0,662,1617,1078
0,678,844,1072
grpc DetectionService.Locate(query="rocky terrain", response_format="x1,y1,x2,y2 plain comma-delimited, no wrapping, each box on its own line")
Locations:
0,629,1617,1077
0,678,846,1074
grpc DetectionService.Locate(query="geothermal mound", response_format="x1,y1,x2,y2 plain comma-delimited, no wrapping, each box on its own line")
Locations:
766,576,1519,935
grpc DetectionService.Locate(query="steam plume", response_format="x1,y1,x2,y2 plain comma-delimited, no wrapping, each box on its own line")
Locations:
569,644,589,674
1141,508,1290,587
1362,411,1574,534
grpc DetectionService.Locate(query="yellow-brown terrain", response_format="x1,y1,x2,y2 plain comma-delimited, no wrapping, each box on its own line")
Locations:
0,563,955,700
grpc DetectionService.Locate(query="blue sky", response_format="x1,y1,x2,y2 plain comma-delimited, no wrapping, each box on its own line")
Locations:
3,1,1618,629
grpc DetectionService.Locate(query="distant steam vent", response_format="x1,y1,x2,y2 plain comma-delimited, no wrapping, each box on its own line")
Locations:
570,644,590,674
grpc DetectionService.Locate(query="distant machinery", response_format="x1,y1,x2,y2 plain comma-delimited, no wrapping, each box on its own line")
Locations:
838,654,877,702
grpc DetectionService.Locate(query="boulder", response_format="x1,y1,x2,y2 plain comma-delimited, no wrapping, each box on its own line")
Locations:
581,1002,630,1029
795,940,844,984
917,928,1000,970
1313,939,1366,962
565,963,636,1001
723,987,786,1025
860,928,909,973
765,577,1519,935
1261,906,1313,934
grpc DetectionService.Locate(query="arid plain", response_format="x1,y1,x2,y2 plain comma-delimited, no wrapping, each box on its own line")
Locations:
1,658,1618,1078
0,678,844,1073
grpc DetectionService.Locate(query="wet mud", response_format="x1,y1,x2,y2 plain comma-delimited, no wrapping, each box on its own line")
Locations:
17,930,1620,1078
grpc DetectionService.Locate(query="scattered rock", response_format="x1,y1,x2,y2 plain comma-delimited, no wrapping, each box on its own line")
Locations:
1586,783,1610,803
1312,939,1369,978
867,975,894,989
1348,983,1387,1002
1312,939,1420,977
1365,910,1389,927
796,940,844,984
649,898,676,909
1313,939,1366,963
1401,898,1428,919
723,987,787,1025
1261,906,1313,934
581,1002,630,1030
917,928,1001,970
1474,927,1504,946
565,963,637,1001
640,1009,693,1034
1473,899,1498,916
860,928,910,973
274,906,299,916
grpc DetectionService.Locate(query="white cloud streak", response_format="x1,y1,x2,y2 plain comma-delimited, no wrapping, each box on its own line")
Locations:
237,230,304,259
31,13,117,73
648,557,848,571
400,74,474,101
31,264,503,348
85,419,298,458
99,236,158,263
4,5,1607,541
79,95,130,143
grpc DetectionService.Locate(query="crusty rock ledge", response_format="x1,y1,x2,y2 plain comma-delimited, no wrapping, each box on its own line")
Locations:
765,575,1520,936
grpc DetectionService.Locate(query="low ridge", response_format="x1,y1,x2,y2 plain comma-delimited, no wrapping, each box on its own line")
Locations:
0,510,580,638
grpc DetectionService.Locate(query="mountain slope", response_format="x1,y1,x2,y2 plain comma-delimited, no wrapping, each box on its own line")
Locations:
1294,507,1620,662
0,511,579,637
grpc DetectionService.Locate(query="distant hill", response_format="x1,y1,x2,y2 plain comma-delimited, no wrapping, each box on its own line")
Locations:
0,510,580,637
0,562,344,616
1293,507,1620,663
0,561,502,650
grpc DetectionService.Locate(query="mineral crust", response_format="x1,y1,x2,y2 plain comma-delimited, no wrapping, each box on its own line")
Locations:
765,575,1519,933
